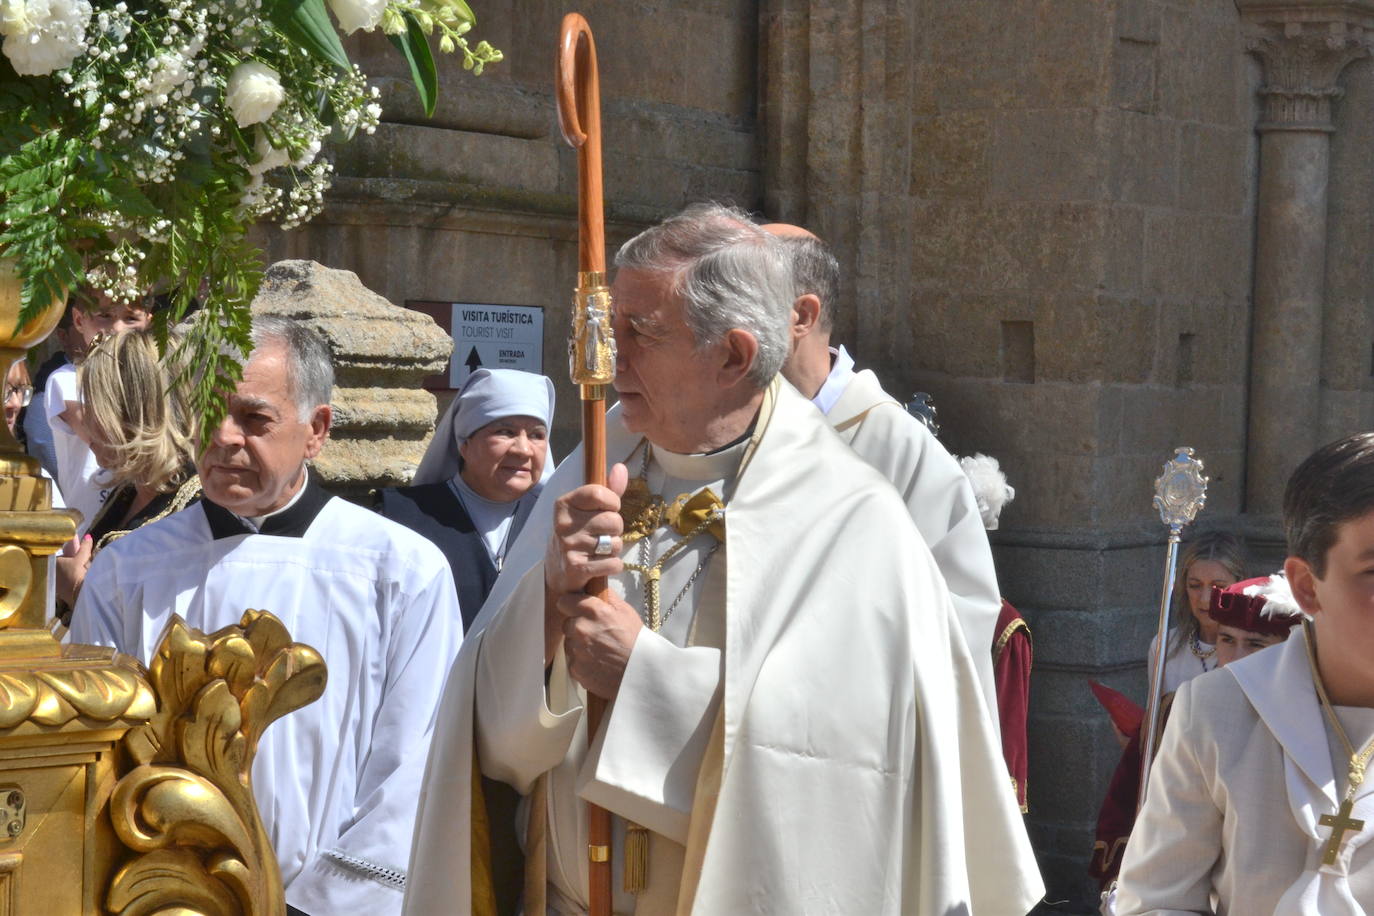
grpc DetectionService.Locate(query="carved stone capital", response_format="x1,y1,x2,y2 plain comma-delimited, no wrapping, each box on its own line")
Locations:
1238,4,1374,131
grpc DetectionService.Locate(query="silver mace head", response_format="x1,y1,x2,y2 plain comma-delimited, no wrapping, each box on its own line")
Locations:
1154,447,1209,534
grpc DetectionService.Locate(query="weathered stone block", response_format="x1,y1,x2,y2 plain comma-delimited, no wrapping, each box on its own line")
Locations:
1027,0,1112,107
1179,123,1249,215
1156,4,1245,124
1106,110,1179,207
1142,211,1249,301
1103,204,1146,293
251,260,452,499
990,110,1104,202
1098,297,1159,385
1320,387,1374,445
923,0,1032,110
911,112,990,199
332,123,560,194
1116,0,1162,44
1032,293,1103,384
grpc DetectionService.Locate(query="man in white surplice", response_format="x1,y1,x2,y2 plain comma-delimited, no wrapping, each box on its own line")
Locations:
404,204,1042,915
71,317,462,915
1117,432,1374,915
764,223,1005,719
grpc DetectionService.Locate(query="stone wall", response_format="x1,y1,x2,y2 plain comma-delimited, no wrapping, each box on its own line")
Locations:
248,0,1374,907
896,2,1258,898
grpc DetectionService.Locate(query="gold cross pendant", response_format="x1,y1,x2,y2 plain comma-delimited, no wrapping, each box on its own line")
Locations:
1319,797,1366,866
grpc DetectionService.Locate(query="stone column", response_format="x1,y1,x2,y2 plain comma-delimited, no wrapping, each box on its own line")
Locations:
1239,6,1374,515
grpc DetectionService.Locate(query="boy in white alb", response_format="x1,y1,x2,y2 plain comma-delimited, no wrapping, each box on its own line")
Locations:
1118,432,1374,915
44,291,150,533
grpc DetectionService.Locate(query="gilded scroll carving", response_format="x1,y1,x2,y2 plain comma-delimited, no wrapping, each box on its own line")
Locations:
107,610,327,916
0,665,155,728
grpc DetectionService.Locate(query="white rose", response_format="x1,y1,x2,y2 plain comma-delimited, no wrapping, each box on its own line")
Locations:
326,0,385,34
0,0,34,35
248,129,291,176
1,0,92,76
225,60,284,128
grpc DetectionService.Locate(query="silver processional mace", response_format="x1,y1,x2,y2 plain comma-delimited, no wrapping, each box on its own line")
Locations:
1138,447,1209,809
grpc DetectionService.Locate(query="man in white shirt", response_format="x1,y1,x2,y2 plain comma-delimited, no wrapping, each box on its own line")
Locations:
72,316,463,915
767,222,1006,718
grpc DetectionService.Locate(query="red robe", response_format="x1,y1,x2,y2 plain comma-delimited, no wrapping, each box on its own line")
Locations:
993,599,1032,812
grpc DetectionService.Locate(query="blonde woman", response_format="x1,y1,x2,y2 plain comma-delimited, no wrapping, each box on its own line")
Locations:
1146,529,1246,695
55,331,201,622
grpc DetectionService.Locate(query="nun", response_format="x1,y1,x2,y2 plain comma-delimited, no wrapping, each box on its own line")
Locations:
380,368,555,630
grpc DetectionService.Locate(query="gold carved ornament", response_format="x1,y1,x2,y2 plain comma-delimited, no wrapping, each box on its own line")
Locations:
106,610,326,916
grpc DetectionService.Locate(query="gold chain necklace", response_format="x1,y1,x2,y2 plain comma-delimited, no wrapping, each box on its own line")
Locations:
621,442,725,632
1303,620,1374,865
1189,630,1216,662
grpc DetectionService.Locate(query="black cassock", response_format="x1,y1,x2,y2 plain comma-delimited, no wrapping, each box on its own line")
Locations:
379,481,497,632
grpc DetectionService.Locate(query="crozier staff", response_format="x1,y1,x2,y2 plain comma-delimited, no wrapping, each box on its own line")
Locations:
381,367,555,630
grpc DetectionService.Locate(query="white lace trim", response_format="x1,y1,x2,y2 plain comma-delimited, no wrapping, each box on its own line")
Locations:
321,849,406,889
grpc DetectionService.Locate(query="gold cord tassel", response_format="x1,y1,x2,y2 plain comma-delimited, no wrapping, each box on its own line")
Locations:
623,822,650,894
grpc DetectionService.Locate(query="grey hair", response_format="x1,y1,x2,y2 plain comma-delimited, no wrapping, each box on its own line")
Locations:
781,236,840,331
250,315,334,419
614,202,793,386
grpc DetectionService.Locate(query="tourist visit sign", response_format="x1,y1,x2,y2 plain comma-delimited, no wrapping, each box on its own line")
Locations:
449,303,545,387
402,300,547,390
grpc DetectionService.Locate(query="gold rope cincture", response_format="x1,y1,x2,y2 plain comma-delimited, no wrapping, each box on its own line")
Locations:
615,441,726,894
1303,620,1374,866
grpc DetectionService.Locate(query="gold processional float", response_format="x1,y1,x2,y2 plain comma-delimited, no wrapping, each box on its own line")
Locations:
0,265,325,914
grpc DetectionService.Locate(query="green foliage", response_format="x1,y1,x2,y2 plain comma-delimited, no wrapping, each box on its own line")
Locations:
266,0,352,72
0,0,501,439
389,11,439,117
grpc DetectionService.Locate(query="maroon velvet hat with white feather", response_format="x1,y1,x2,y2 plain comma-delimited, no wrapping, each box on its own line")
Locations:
1207,574,1304,637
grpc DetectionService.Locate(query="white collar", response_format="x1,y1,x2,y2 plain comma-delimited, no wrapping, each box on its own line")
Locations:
652,436,750,483
811,345,855,416
241,467,310,532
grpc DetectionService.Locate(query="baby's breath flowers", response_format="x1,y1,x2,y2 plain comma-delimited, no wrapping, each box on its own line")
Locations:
0,0,497,432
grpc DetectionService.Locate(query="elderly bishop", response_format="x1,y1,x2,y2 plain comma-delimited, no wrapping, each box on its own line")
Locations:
404,204,1042,915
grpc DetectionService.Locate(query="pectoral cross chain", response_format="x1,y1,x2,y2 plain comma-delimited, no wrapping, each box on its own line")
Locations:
1319,797,1366,866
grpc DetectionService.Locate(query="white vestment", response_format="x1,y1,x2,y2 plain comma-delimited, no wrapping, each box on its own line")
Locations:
70,482,464,915
44,363,107,534
1117,629,1374,915
821,362,1004,719
404,379,1043,915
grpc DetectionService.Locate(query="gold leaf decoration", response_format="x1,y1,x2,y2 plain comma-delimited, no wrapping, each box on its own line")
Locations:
0,664,153,729
107,610,327,916
0,543,32,627
107,848,240,916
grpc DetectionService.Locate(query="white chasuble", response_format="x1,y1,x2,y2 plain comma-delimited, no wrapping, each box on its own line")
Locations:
71,487,465,915
404,379,1043,916
1118,631,1374,915
822,368,1004,723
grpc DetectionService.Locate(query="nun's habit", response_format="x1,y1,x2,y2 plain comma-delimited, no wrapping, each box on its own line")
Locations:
380,369,555,630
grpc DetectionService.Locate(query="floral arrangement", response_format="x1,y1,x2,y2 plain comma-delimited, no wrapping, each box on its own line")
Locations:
0,0,498,427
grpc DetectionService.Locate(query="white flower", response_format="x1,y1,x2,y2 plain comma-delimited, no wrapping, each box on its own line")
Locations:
248,129,290,175
225,60,284,127
0,0,93,76
326,0,385,34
